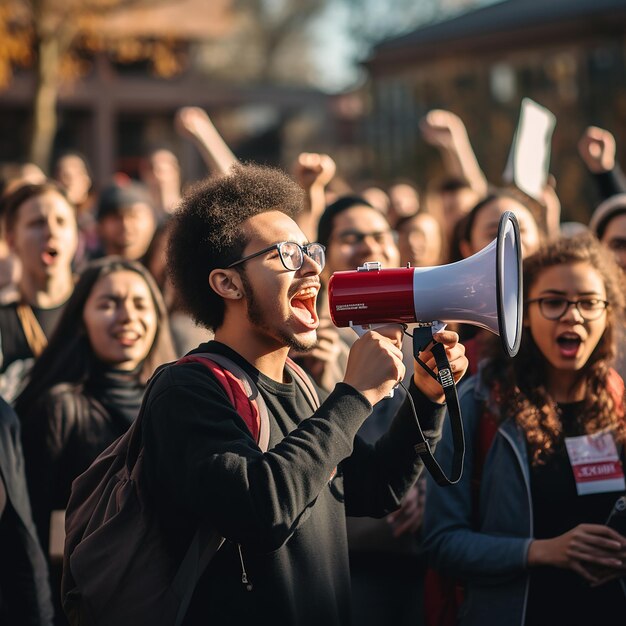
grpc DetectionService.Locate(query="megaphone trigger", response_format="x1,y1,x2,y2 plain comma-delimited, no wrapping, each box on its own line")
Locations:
348,321,408,342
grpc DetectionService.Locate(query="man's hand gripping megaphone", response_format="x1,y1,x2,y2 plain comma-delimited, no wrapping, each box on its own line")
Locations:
346,320,467,404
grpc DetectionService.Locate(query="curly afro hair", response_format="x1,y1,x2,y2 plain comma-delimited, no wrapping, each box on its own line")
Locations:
167,163,304,330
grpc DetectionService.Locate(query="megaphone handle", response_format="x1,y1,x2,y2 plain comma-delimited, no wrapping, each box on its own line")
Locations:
411,327,465,487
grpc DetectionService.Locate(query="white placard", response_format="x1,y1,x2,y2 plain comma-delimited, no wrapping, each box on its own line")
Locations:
503,98,556,201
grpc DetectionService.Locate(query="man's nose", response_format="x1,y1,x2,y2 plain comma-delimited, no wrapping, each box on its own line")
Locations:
299,251,322,276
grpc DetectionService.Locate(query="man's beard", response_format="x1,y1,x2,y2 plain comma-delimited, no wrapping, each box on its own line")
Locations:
239,270,317,353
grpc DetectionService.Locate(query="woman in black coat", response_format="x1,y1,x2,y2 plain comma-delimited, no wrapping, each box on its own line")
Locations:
16,257,176,554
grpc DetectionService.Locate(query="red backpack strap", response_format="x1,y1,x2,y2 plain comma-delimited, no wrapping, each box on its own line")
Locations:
177,353,270,452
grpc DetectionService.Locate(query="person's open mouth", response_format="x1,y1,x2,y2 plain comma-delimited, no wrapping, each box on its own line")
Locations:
556,331,583,359
112,329,142,347
290,285,319,330
41,246,59,266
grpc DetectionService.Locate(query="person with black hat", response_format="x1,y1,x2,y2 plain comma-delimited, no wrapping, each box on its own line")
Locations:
94,178,157,263
589,194,626,272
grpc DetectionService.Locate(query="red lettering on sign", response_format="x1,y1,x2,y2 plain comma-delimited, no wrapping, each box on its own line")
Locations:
573,462,624,482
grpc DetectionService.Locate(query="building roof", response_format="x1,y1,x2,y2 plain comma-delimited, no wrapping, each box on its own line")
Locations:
367,0,626,71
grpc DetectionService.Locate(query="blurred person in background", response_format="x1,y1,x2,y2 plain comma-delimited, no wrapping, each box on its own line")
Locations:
358,183,392,217
396,211,445,268
427,177,481,248
53,152,94,216
589,194,626,271
588,193,626,380
53,151,98,264
139,147,183,219
0,395,53,626
387,180,420,228
94,180,157,263
0,182,78,402
458,190,542,261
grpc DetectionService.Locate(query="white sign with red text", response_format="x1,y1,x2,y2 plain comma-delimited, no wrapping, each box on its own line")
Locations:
565,432,625,496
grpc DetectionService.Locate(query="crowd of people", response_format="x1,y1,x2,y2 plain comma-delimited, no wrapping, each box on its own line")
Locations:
0,103,624,626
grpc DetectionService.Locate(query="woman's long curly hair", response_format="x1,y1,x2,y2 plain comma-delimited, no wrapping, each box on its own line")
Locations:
482,232,626,465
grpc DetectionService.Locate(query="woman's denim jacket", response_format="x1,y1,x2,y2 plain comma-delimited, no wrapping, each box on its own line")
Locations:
422,371,626,626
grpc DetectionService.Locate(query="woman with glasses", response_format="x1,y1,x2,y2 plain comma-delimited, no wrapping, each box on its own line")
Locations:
422,232,626,626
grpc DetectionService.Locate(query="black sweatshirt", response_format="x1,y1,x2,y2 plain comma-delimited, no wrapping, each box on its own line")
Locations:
142,340,445,626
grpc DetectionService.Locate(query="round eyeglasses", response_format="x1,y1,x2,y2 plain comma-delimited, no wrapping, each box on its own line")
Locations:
227,241,326,272
526,297,609,321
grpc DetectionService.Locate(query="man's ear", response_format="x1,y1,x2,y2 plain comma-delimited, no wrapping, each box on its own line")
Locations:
209,268,244,300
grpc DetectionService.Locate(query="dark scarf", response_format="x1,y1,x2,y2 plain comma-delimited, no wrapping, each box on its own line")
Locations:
84,362,145,427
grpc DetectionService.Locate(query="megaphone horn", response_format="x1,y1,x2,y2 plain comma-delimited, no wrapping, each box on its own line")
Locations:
328,211,523,357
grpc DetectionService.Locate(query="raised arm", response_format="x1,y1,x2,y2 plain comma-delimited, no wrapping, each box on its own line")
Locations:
175,106,239,175
420,109,489,198
578,126,626,199
292,152,336,243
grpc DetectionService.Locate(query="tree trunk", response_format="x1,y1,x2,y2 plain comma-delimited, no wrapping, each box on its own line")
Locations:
29,35,60,174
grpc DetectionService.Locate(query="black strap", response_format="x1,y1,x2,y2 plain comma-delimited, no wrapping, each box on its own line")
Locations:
411,326,465,486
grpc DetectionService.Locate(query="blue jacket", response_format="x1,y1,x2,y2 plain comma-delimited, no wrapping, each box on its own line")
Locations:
422,372,626,626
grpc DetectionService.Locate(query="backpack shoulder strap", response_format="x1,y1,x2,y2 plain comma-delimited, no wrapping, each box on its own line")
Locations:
286,356,320,411
125,362,174,472
177,352,270,452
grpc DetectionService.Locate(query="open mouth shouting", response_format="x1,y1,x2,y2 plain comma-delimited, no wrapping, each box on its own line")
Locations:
41,245,59,266
556,331,583,359
289,283,320,330
112,328,143,348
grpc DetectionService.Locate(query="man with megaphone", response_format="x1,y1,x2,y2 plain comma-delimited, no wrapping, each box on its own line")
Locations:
139,164,468,626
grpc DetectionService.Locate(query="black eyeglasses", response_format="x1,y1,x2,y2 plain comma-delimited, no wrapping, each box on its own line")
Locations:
227,241,326,272
526,297,609,321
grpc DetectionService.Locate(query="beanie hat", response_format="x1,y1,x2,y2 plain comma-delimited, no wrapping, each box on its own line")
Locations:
589,193,626,239
97,180,153,221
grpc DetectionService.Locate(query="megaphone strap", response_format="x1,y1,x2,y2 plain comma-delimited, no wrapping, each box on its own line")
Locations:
411,328,465,487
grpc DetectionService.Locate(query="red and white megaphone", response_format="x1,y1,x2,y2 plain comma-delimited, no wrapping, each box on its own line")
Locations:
328,211,523,357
